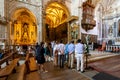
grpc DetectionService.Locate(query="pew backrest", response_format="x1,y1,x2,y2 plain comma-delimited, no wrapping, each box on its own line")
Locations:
0,58,19,78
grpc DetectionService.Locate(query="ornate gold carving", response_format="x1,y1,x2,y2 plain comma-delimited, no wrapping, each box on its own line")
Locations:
14,22,36,45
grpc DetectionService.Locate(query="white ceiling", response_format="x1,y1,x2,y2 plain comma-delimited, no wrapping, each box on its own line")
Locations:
92,0,120,15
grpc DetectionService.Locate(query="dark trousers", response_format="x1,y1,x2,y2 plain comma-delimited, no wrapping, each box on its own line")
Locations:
58,54,64,68
64,54,69,62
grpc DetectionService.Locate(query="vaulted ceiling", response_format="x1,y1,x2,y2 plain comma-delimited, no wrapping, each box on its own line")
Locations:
93,0,120,15
45,2,69,28
12,8,36,24
45,0,120,28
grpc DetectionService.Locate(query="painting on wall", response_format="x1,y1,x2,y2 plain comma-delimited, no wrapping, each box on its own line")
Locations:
81,33,97,44
108,26,113,37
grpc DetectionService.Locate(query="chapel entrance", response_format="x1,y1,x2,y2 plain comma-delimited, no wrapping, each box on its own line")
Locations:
45,2,69,42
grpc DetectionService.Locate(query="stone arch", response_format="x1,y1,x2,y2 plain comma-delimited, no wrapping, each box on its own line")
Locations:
44,1,70,41
10,7,37,24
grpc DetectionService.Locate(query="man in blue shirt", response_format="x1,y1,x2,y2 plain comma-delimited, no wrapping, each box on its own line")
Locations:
68,40,75,69
64,42,69,63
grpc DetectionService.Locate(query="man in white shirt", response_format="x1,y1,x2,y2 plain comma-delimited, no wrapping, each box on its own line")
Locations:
53,41,59,66
57,40,65,68
75,39,84,73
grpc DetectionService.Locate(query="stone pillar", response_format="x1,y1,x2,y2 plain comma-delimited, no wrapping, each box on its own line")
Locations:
7,22,11,46
78,0,83,39
37,0,42,43
67,22,70,42
42,17,46,42
37,24,42,44
9,21,12,45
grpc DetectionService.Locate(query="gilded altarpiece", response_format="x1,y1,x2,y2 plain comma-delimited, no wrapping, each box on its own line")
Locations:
14,23,36,45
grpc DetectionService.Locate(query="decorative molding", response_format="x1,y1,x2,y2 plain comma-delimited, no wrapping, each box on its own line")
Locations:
0,16,8,25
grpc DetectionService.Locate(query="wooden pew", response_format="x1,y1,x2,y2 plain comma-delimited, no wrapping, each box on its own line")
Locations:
7,53,30,80
25,55,41,80
7,53,40,80
29,57,38,72
0,53,12,68
0,58,19,78
24,53,38,73
17,64,26,80
17,53,40,80
0,51,17,69
2,49,12,58
6,64,26,80
25,53,30,73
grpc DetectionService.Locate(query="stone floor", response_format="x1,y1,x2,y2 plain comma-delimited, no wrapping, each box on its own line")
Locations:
87,50,119,62
88,55,120,79
40,50,120,80
1,50,120,80
41,62,91,80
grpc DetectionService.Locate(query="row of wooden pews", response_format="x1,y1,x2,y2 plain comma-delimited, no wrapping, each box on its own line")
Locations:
0,50,19,80
17,53,41,80
27,53,42,80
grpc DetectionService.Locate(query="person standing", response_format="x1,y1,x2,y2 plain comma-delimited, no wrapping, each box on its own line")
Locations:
68,40,75,69
35,42,39,49
53,41,59,66
48,42,53,61
51,41,55,57
64,42,69,64
75,39,84,73
36,42,48,73
58,40,65,68
44,42,50,62
35,42,39,57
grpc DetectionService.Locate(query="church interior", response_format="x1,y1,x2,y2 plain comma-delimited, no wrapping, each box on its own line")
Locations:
0,0,120,80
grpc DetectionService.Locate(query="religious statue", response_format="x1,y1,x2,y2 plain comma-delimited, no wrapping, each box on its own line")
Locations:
108,26,113,37
21,23,29,42
86,34,90,45
71,23,79,39
85,34,90,53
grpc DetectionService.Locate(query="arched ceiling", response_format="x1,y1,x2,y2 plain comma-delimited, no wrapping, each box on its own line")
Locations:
45,2,69,28
92,0,119,15
11,8,36,24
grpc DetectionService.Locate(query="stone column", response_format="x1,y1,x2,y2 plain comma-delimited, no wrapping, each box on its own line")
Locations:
9,21,12,45
37,24,42,43
67,22,70,42
42,17,46,42
78,0,83,39
37,0,42,43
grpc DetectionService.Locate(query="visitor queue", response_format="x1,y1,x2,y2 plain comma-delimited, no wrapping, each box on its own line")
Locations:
35,39,85,73
52,39,85,73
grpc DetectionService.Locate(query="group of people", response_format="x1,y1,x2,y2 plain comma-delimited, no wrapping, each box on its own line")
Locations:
52,39,85,73
34,39,85,73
